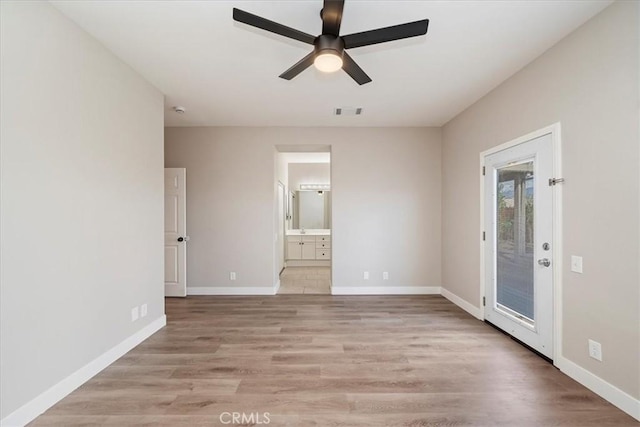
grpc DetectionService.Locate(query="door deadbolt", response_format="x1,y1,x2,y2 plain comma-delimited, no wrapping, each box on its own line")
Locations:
542,242,550,251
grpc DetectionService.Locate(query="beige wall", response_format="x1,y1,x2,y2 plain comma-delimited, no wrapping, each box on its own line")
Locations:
441,1,639,398
0,1,165,419
288,163,331,192
165,127,442,289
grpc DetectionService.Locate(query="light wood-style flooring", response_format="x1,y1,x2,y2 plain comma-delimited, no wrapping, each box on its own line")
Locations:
278,267,331,294
30,295,637,426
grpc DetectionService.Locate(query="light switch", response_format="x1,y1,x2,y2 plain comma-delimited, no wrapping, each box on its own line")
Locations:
571,256,583,273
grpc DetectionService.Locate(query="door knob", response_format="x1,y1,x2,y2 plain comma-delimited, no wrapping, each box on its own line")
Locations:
177,236,190,242
538,258,551,267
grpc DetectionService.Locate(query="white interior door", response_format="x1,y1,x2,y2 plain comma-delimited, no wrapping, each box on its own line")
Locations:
165,168,187,297
484,134,554,359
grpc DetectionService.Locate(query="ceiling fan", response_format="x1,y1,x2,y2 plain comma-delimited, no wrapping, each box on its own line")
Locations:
232,0,429,85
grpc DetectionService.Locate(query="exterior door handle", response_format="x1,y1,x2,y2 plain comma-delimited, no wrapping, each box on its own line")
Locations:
538,258,551,267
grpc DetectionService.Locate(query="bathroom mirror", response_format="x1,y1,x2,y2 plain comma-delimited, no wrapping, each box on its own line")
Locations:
292,190,331,229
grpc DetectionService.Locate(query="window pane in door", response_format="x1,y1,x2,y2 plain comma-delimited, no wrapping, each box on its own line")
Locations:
496,161,534,320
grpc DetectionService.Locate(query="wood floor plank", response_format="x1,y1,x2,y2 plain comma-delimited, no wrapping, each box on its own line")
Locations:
169,364,321,380
76,378,241,395
28,295,638,426
163,393,350,415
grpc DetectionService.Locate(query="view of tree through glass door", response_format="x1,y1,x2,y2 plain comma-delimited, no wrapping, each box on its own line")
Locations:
496,162,535,321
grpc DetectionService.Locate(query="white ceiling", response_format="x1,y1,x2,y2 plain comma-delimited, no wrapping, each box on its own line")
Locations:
51,0,611,127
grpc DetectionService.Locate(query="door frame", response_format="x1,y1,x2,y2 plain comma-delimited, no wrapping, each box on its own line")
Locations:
479,122,563,363
276,181,286,277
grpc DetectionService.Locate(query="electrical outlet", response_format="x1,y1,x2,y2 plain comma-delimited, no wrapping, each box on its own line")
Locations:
140,303,148,318
363,271,369,280
588,339,602,361
571,255,583,273
383,272,389,280
131,306,139,322
230,272,236,281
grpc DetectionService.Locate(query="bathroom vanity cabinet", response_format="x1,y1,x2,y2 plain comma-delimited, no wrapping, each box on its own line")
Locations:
287,235,316,260
286,231,331,261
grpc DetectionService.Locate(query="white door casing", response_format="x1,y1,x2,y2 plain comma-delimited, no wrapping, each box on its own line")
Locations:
484,133,554,359
277,182,285,275
165,168,187,297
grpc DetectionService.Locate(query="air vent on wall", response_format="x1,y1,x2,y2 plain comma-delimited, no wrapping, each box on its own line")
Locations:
334,107,362,116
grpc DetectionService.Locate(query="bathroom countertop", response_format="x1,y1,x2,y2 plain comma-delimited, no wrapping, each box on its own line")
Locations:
286,229,331,236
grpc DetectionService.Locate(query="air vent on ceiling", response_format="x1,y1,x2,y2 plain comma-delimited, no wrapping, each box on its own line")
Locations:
334,107,363,116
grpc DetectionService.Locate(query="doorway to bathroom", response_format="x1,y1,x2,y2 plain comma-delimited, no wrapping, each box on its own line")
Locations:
275,146,331,294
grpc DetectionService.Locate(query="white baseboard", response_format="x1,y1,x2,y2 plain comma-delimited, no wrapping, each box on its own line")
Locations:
555,356,640,421
0,315,166,427
273,279,281,295
439,288,639,421
331,286,441,295
188,286,276,296
4,293,635,426
441,287,482,320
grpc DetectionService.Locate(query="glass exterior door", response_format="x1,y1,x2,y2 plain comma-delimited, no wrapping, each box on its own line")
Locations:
484,133,554,359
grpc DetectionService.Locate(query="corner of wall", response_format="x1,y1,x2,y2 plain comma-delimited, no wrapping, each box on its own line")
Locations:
0,316,166,427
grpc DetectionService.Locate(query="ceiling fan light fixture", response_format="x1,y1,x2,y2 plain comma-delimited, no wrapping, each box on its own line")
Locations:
233,2,429,85
314,51,343,73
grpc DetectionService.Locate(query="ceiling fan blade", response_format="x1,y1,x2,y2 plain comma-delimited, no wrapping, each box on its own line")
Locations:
342,19,429,49
322,0,344,36
342,52,372,85
279,52,316,80
233,8,315,45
